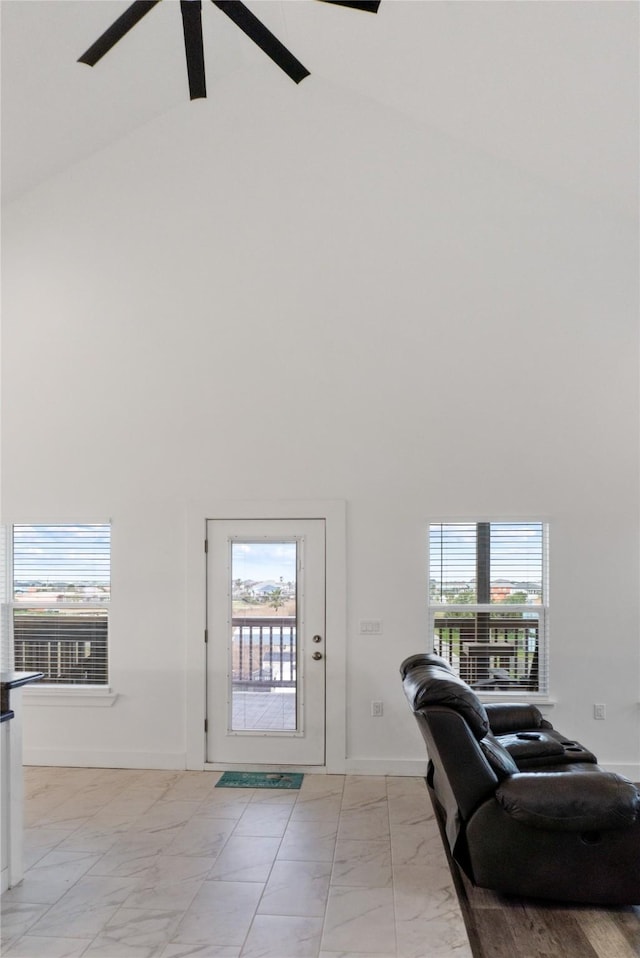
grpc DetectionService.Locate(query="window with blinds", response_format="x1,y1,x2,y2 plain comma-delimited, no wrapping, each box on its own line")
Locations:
429,522,548,693
0,527,11,671
12,524,110,686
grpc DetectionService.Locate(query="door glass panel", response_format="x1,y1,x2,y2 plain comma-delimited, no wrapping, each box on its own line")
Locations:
230,540,297,732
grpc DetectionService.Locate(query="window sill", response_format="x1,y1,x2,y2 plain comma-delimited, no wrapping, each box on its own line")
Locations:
23,687,118,708
478,692,556,709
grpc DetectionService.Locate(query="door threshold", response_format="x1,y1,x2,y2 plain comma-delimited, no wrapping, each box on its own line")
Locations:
204,762,327,774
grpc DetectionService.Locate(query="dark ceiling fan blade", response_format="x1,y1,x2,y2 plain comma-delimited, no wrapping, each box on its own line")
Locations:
78,0,162,66
180,0,207,99
316,0,381,12
211,0,310,84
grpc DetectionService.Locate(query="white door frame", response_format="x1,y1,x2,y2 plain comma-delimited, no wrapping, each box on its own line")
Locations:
185,500,346,773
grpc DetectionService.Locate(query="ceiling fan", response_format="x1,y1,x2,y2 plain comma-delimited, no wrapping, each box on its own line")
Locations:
79,0,381,100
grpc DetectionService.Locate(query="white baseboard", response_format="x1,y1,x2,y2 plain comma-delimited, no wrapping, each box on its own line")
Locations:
20,751,638,781
22,751,429,776
22,748,187,770
344,758,429,777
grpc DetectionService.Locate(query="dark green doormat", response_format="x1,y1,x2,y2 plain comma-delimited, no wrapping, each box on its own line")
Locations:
216,771,304,789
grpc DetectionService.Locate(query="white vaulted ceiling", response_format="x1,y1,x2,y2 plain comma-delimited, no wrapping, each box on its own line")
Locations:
1,0,638,215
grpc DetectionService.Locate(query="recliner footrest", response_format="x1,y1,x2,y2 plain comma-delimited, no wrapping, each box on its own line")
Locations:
496,771,640,831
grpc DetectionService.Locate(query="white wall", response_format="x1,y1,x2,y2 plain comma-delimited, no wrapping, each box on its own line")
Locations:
3,62,639,776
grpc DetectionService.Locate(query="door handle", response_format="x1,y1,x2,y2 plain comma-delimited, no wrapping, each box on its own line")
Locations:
312,651,323,661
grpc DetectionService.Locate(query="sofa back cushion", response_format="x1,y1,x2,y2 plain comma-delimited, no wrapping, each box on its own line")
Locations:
400,653,490,741
484,702,547,733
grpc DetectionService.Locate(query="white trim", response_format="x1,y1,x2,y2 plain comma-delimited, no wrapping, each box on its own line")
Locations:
344,758,429,777
23,688,118,707
478,695,556,709
22,748,185,769
13,603,109,612
204,762,327,774
432,604,538,614
185,499,347,774
425,514,555,524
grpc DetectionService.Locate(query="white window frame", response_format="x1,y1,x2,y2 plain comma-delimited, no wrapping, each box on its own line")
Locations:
10,523,112,694
0,526,11,671
428,520,549,698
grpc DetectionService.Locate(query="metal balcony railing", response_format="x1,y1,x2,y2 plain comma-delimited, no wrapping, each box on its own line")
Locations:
231,616,297,690
13,611,538,692
433,614,540,690
13,611,108,684
11,613,296,689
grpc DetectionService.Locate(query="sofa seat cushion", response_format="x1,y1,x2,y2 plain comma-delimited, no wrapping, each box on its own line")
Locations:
497,731,566,760
496,771,640,831
496,730,597,768
533,762,603,774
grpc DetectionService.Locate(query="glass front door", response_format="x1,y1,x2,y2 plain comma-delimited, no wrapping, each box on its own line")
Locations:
206,519,325,766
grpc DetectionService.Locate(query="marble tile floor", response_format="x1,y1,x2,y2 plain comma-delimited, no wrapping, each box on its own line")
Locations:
1,767,473,958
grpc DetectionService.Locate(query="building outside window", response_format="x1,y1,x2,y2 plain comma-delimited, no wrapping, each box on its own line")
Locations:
429,521,548,693
11,524,110,686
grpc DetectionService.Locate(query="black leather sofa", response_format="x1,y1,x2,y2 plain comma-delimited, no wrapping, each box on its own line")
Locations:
400,652,640,904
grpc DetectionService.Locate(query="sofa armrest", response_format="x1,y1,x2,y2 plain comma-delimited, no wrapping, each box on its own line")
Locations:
496,731,565,761
496,772,640,832
485,702,550,733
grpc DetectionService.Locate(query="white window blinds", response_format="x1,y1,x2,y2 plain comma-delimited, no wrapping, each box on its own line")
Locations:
0,526,11,671
13,524,110,686
430,522,544,604
429,522,548,693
